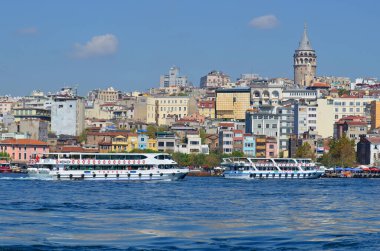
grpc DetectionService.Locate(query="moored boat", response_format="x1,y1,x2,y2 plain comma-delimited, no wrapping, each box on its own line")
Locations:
27,152,189,181
221,157,323,179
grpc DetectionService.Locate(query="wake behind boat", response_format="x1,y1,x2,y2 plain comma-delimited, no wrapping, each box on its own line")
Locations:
221,157,323,179
27,152,189,181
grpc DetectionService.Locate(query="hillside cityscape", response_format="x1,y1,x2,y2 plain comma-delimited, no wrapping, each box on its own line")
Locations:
0,25,378,168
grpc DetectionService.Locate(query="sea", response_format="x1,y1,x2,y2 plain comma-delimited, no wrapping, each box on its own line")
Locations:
1,175,380,251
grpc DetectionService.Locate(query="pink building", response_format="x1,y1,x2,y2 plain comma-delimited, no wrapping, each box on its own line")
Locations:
0,139,49,163
265,137,278,158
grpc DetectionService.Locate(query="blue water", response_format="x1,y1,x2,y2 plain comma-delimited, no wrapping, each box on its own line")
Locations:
1,175,380,250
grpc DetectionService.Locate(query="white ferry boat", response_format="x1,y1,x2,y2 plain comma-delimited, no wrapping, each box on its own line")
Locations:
27,152,189,181
221,157,323,179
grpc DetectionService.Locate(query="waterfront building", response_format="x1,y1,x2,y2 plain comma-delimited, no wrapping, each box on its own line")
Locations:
51,96,85,136
233,130,244,153
200,70,231,88
138,132,149,150
266,137,278,158
215,88,251,121
217,122,235,154
245,110,280,141
111,135,128,152
147,138,158,151
371,101,380,130
293,24,317,87
8,119,49,142
243,134,256,157
357,136,380,166
334,116,367,143
0,139,49,163
255,135,266,157
160,66,189,88
156,132,177,153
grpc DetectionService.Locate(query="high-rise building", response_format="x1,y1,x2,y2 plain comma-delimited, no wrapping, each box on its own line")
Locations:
160,66,188,88
293,24,317,87
51,96,85,136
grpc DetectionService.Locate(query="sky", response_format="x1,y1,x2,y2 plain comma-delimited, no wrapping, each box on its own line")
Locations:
1,0,380,96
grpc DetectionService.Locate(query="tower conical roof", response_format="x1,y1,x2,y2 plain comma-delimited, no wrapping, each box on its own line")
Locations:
297,24,313,51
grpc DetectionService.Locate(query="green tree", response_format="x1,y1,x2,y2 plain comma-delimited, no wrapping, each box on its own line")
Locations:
0,152,10,159
199,128,206,144
78,130,87,143
295,142,315,159
328,135,356,167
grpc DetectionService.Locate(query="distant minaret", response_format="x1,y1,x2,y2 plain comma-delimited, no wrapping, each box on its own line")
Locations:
293,24,317,87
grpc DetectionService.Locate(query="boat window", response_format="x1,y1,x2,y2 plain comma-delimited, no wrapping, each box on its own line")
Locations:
155,155,172,160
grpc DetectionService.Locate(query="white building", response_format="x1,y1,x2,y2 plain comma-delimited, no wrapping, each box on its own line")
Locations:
160,66,189,88
51,96,85,136
294,102,317,136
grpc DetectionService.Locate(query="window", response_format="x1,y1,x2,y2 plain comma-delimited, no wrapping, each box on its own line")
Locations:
258,124,262,128
24,153,27,160
166,142,174,147
342,108,346,112
19,153,21,159
58,105,63,108
356,108,360,112
335,108,339,112
266,124,270,128
272,124,277,128
350,108,353,112
158,142,164,147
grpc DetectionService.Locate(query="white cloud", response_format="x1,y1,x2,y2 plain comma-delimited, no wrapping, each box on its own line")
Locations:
249,15,278,29
17,27,38,35
73,34,118,58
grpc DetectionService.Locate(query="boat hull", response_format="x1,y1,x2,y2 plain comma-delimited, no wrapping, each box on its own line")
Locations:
223,171,323,179
27,168,189,181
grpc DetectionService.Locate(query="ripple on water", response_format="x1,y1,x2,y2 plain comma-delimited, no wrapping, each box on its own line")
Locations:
1,177,380,250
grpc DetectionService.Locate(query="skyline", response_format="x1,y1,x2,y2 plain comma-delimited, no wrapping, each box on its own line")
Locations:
1,0,380,95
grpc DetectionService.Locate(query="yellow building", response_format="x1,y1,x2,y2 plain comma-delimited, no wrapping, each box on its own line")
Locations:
126,134,138,152
371,101,380,130
147,138,158,151
215,88,251,120
198,100,215,119
111,135,128,152
146,95,197,125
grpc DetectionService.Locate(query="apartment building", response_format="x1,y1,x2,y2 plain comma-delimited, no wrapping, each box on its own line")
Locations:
146,96,197,126
215,88,251,121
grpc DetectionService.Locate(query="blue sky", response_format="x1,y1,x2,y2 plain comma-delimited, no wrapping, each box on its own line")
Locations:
0,0,379,95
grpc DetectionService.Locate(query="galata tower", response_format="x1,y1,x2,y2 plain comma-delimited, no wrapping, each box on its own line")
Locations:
293,24,317,87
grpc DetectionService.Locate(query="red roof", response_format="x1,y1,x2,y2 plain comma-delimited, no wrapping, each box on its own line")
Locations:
198,100,215,108
311,82,330,88
0,139,48,146
219,122,234,127
368,137,380,144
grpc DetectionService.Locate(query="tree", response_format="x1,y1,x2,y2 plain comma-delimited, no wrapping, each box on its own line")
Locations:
199,128,206,144
319,135,356,167
295,142,315,159
0,152,10,159
146,125,157,139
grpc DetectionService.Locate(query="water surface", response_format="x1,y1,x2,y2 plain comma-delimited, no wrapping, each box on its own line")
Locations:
1,175,379,250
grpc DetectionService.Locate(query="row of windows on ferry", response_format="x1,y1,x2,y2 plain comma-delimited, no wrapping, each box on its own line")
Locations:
46,154,172,160
58,164,178,170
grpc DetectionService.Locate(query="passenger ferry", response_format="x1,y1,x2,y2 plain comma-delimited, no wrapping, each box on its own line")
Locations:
221,157,323,179
27,152,189,181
